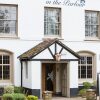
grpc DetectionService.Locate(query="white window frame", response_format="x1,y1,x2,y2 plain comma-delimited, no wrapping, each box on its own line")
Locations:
78,56,93,79
44,7,61,38
0,50,13,83
0,4,18,38
78,51,96,84
85,10,99,40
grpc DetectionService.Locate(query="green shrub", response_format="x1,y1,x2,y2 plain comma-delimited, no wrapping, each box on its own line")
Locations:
4,86,14,94
83,82,92,89
79,89,86,97
3,93,13,100
12,93,26,100
79,82,92,98
27,95,38,100
3,93,26,100
14,86,24,93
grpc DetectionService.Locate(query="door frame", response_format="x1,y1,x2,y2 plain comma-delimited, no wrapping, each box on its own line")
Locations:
41,62,70,98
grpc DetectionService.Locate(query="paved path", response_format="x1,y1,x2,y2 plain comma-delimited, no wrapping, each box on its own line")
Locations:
39,96,99,100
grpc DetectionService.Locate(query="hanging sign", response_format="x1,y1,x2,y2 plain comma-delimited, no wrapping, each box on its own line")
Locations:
45,0,85,7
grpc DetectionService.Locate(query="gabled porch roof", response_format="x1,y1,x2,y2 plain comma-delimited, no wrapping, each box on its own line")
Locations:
18,38,80,61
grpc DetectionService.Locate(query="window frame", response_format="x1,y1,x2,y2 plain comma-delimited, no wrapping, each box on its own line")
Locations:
44,7,61,38
78,56,93,79
0,50,13,83
85,10,100,40
78,51,96,84
0,4,18,38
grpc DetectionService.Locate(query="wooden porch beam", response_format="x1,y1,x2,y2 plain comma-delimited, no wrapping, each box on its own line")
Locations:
48,47,55,59
59,47,63,54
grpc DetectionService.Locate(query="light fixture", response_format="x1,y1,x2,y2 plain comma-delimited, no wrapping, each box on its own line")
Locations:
55,53,61,61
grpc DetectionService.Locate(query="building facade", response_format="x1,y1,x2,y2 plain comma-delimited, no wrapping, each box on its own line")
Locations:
0,0,100,98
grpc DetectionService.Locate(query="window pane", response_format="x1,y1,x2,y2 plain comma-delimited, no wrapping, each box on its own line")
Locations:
87,57,92,64
78,66,80,78
0,20,4,33
0,56,2,64
10,7,16,20
0,20,4,27
3,55,10,64
0,66,2,79
0,20,16,34
10,27,16,34
87,66,92,78
0,9,5,19
81,56,86,64
81,66,86,78
4,21,10,33
3,65,10,79
0,27,4,33
5,21,16,33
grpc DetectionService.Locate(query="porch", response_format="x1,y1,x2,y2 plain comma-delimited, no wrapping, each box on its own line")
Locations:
18,39,80,98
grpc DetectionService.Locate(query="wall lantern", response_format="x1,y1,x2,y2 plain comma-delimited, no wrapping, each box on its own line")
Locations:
55,53,61,61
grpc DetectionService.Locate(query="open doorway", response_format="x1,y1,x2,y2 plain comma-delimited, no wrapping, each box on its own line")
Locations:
42,63,70,97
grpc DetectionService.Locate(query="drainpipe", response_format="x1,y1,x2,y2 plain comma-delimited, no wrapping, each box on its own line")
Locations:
20,60,23,87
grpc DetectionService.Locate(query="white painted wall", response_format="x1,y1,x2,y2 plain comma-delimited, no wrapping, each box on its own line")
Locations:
21,60,41,89
69,61,78,88
18,0,44,40
23,61,33,88
0,0,18,4
31,61,41,89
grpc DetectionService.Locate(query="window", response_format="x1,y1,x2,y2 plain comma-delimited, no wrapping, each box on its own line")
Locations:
0,5,17,37
78,56,93,79
85,11,99,38
78,51,96,81
0,50,13,82
44,7,61,36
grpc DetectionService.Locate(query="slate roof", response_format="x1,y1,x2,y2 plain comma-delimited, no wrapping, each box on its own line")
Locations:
18,38,80,60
